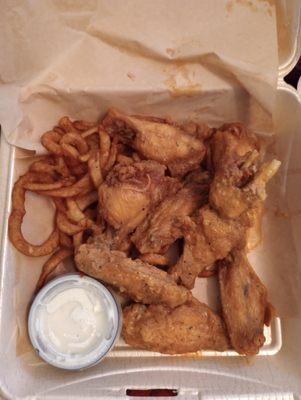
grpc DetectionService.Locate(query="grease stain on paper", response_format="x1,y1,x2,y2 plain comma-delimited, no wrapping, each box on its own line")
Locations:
163,63,202,98
126,72,135,81
226,0,274,16
166,48,175,57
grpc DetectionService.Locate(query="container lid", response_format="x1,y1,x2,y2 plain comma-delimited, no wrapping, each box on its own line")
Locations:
277,0,301,76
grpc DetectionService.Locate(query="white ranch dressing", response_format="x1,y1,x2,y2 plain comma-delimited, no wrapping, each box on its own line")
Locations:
40,287,105,354
28,275,120,370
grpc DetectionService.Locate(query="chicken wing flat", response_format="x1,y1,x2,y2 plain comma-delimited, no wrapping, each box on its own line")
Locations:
75,240,191,308
132,170,209,254
98,160,180,233
218,250,270,355
102,108,206,177
122,299,230,354
169,206,248,289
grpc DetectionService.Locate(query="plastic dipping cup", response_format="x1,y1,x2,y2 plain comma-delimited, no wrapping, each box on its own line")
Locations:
28,274,121,370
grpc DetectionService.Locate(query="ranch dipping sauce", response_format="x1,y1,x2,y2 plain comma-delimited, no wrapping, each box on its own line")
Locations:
28,274,120,370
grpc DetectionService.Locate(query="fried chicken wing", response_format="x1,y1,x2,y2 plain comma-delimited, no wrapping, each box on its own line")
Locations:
218,250,271,355
98,160,179,233
209,124,281,219
102,108,206,177
75,240,191,308
132,171,209,254
122,299,230,354
209,123,260,218
169,206,248,289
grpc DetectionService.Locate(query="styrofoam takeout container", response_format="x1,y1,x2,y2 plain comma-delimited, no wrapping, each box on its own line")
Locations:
0,2,301,399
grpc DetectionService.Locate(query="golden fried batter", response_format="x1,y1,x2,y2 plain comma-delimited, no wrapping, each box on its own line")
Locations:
98,160,179,233
169,206,248,289
9,108,282,358
209,123,260,218
218,250,271,355
75,240,191,308
122,299,230,354
103,108,206,177
132,170,209,254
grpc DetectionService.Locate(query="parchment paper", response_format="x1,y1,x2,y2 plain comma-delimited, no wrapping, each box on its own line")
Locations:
0,0,279,153
2,0,301,365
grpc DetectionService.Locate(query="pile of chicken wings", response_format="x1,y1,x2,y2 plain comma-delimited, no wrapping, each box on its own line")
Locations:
75,108,280,356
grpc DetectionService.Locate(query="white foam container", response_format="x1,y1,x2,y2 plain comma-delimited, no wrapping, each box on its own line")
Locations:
0,2,301,398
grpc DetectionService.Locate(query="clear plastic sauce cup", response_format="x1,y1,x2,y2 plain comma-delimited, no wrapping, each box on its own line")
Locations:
28,274,121,370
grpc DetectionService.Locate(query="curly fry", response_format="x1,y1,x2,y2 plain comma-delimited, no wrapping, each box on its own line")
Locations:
66,161,88,177
78,152,91,163
60,132,89,161
55,157,70,177
41,131,63,155
73,231,83,250
35,248,73,292
99,126,111,169
12,172,54,198
56,212,85,235
59,232,73,249
59,116,77,133
66,198,86,223
86,134,100,150
9,174,59,256
39,174,93,197
104,137,118,174
30,157,70,178
8,210,59,257
53,126,65,135
23,178,74,192
75,191,98,211
73,120,95,131
88,150,103,188
53,198,67,213
81,127,98,138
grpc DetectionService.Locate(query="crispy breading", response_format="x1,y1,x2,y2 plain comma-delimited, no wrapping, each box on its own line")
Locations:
169,206,248,289
209,123,260,218
122,299,230,354
132,170,209,254
75,240,191,308
103,108,206,177
218,250,270,355
98,160,180,233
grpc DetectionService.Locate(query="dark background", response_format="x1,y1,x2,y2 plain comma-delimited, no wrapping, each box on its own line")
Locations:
285,57,301,89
